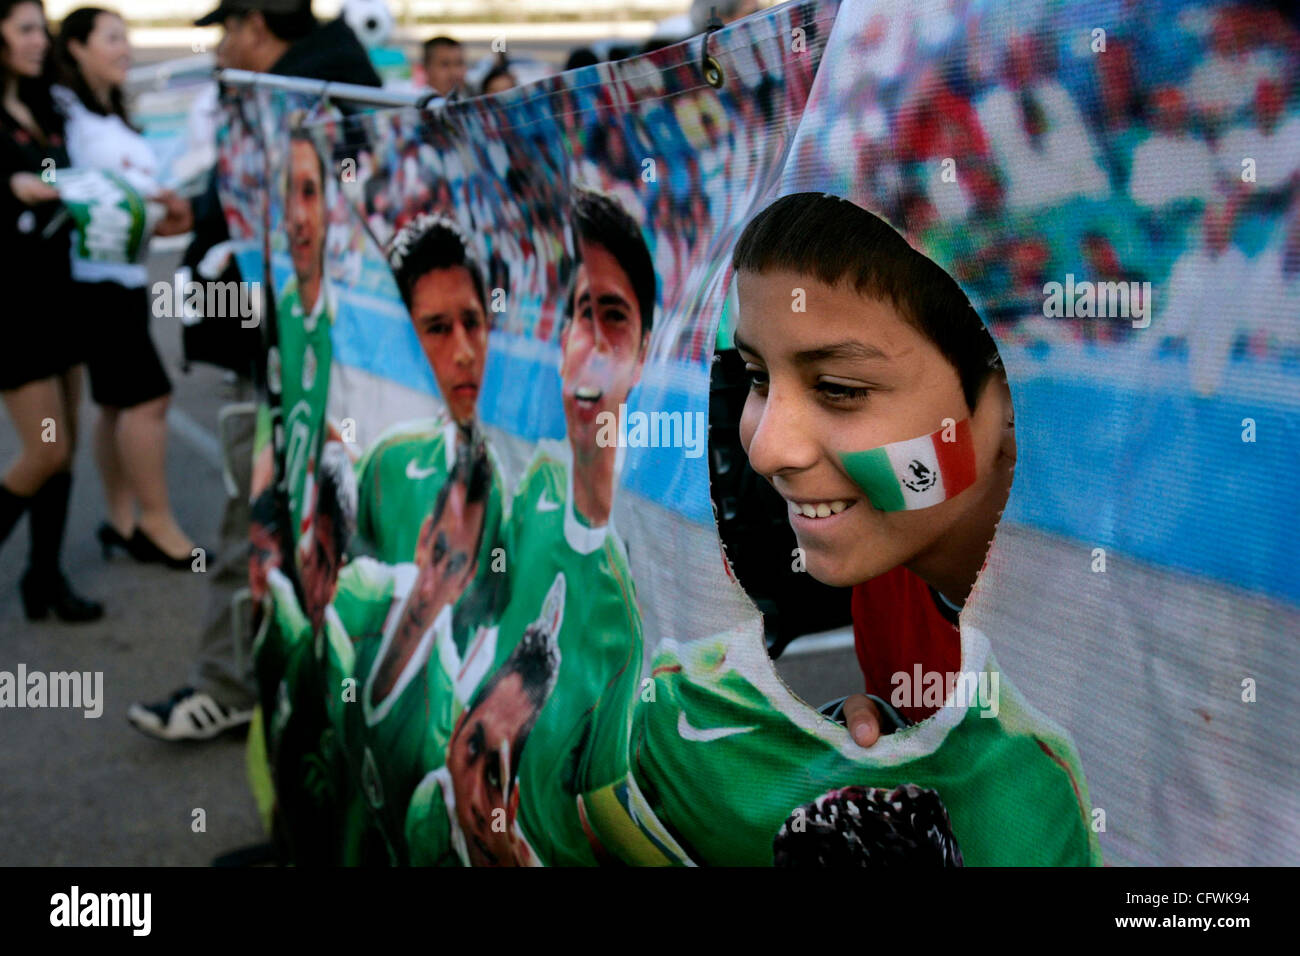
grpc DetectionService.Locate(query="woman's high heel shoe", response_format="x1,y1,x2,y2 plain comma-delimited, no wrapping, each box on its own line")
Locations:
20,570,104,622
97,522,133,559
127,529,198,571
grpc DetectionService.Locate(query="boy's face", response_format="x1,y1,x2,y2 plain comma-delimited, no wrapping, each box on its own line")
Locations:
424,43,466,95
735,269,1009,588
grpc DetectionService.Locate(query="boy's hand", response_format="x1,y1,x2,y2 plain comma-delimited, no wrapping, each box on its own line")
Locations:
843,694,883,748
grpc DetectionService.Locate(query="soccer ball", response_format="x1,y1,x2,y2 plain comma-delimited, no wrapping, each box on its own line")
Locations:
341,0,394,49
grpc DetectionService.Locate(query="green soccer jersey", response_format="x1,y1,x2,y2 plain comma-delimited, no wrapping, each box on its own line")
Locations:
325,503,506,863
405,438,646,866
627,628,1102,867
328,559,446,862
271,276,334,540
254,566,350,864
353,417,467,564
403,615,524,866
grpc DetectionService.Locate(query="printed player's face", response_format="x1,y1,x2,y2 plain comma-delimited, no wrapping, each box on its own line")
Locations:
413,479,485,613
447,674,532,867
561,240,647,455
409,266,488,427
299,513,339,633
735,269,1010,588
286,140,326,291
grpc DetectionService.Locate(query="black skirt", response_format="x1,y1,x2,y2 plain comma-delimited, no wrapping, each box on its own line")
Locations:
0,231,85,392
77,280,172,408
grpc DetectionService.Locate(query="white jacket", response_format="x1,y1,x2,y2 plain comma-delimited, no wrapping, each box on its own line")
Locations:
54,85,159,287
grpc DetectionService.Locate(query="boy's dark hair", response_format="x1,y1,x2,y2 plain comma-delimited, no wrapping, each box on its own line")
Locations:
733,193,1001,411
564,47,599,70
423,35,460,58
566,185,656,339
480,64,515,95
387,214,487,315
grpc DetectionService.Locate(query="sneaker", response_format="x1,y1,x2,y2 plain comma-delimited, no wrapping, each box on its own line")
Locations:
127,686,252,742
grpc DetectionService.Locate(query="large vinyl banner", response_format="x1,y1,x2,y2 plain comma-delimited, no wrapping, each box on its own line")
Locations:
216,0,1299,866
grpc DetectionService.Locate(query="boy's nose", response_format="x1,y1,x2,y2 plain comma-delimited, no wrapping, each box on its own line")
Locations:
743,389,819,481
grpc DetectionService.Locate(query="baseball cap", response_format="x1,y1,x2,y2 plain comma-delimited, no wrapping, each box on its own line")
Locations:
194,0,310,27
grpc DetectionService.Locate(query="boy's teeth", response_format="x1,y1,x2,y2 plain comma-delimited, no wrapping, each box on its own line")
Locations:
792,500,850,518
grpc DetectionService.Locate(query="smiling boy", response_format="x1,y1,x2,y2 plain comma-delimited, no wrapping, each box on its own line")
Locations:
733,192,1016,738
626,193,1098,866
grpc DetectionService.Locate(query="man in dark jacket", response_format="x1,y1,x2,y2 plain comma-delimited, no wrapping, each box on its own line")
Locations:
128,0,380,744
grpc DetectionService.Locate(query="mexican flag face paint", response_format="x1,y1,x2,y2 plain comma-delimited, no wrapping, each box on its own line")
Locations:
840,419,977,512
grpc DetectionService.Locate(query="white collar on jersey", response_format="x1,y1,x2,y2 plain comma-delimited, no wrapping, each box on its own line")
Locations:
432,765,471,866
442,417,459,471
294,275,332,334
551,435,624,557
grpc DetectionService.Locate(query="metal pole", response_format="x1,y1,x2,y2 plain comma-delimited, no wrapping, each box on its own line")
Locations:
216,68,431,109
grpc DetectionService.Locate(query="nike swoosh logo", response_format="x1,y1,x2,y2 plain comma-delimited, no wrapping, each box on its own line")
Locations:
406,460,438,480
677,712,756,743
537,491,560,513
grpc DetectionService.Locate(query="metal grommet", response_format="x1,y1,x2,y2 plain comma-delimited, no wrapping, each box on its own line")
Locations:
702,54,725,88
700,9,726,89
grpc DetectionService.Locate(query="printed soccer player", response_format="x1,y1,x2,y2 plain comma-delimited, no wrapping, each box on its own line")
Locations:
250,126,337,599
626,193,1100,866
257,440,357,736
319,214,509,861
255,441,357,865
404,186,679,866
405,578,564,867
352,213,502,565
321,437,495,861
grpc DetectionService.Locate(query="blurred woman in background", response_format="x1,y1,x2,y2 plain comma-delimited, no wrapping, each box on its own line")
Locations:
56,6,198,569
0,0,101,619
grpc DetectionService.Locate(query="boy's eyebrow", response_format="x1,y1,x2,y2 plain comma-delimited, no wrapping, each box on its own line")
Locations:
732,332,760,357
793,341,889,365
731,335,888,364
